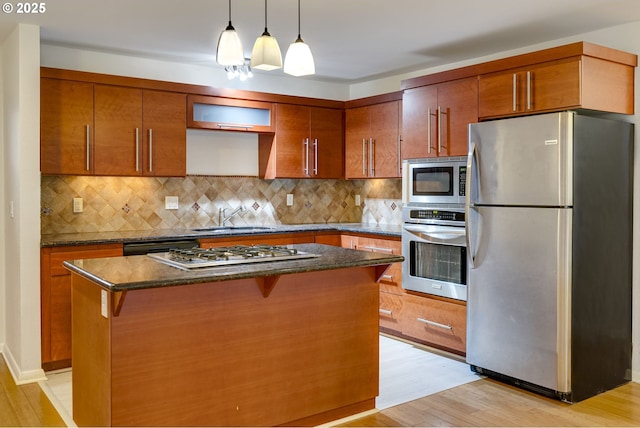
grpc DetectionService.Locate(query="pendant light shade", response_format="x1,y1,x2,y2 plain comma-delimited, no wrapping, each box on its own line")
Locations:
250,0,282,70
216,0,244,66
284,0,315,76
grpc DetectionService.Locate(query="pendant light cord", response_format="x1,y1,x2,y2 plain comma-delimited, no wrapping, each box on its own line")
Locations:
264,0,268,32
228,0,232,26
297,0,301,39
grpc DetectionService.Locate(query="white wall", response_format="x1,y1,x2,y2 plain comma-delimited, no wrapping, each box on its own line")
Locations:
1,23,44,383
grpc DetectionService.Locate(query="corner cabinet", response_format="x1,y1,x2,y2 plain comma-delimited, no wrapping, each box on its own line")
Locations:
402,77,478,160
41,78,187,177
259,104,344,179
345,101,402,178
478,56,635,119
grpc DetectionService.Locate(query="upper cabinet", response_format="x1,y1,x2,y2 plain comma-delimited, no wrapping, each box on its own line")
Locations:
259,104,344,179
187,95,274,133
402,77,478,159
345,100,402,178
41,77,186,177
478,56,634,119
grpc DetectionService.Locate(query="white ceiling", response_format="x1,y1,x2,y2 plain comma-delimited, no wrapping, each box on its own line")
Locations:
1,0,640,83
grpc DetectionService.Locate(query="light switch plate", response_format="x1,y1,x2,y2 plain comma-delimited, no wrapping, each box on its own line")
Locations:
355,195,361,206
165,196,179,210
286,194,294,206
73,197,83,213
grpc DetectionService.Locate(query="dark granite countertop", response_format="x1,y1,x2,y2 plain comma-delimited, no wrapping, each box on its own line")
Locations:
63,243,404,291
41,223,402,247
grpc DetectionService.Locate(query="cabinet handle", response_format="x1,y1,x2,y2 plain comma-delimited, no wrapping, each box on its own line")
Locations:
512,73,518,112
417,317,452,330
362,138,367,176
381,274,394,280
85,124,91,171
216,124,253,130
303,138,309,176
427,108,432,154
379,308,393,316
313,138,318,175
148,129,153,172
362,245,394,253
526,71,531,110
369,138,375,177
135,128,140,172
397,134,402,177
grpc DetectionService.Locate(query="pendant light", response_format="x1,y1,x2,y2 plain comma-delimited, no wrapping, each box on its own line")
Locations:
216,0,244,66
250,0,282,70
284,0,315,77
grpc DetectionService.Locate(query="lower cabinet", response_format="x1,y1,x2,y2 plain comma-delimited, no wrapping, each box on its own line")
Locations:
401,293,466,355
40,243,123,370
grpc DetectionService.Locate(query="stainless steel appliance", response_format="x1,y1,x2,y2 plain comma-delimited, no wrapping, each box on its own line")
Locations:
402,157,467,205
401,206,467,300
465,111,633,402
148,245,318,270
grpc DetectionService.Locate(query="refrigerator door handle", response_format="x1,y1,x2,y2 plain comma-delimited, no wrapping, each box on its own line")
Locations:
466,142,478,268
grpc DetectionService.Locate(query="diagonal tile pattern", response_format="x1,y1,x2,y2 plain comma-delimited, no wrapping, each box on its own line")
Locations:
41,176,403,234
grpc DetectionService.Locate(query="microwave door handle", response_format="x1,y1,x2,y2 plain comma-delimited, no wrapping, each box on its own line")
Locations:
466,142,478,268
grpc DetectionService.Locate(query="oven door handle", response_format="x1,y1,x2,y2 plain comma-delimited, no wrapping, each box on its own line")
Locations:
403,225,466,245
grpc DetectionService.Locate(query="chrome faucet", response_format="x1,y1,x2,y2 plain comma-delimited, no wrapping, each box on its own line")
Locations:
218,205,246,226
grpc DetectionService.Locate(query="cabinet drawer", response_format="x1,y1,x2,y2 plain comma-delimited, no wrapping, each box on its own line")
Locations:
379,291,403,333
354,236,403,294
401,293,466,354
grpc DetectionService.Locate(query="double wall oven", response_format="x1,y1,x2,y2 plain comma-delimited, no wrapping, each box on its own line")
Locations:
401,157,467,301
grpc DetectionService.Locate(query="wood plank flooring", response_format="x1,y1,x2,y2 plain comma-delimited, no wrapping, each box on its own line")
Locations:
0,355,65,427
341,379,640,427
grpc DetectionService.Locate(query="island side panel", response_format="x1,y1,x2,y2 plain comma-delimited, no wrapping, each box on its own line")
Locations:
98,267,378,427
71,275,112,427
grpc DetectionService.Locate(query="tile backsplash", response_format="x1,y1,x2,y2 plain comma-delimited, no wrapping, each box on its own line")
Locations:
41,176,402,234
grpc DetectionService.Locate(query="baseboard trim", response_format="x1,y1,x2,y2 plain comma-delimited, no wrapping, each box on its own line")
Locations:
1,345,46,385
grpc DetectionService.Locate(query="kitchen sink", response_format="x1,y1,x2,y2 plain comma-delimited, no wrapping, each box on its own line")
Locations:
191,226,275,233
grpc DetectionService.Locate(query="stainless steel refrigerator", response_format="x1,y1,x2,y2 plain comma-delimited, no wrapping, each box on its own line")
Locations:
465,111,633,402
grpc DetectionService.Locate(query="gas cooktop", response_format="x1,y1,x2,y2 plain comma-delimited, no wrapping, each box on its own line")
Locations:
148,245,318,270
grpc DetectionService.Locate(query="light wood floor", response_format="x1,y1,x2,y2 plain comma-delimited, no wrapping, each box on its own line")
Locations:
341,378,640,427
0,355,65,427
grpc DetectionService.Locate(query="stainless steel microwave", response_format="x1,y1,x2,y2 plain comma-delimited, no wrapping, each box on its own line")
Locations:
402,157,467,205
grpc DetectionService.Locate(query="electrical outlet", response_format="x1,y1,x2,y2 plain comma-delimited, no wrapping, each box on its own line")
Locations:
165,196,179,210
73,197,83,213
355,195,361,206
286,194,294,206
101,289,108,318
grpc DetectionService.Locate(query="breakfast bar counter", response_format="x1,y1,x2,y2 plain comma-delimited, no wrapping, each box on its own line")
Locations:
66,243,403,427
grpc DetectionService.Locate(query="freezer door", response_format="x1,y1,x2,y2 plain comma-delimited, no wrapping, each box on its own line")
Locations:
468,112,573,207
466,205,571,393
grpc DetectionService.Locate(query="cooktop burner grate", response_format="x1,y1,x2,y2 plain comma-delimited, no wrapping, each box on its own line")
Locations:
148,244,318,270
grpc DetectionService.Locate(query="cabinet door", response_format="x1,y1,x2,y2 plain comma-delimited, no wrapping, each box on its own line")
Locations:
272,104,310,178
402,85,437,159
310,107,343,179
370,101,401,177
94,85,143,176
345,106,370,178
379,291,403,333
478,70,524,118
437,77,478,157
528,60,581,113
41,78,94,175
142,91,187,177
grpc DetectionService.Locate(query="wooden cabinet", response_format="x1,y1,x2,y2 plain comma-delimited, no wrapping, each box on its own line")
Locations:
345,101,401,178
402,77,477,159
187,94,274,133
40,243,123,370
41,78,186,176
259,104,343,179
41,78,94,175
401,293,466,354
478,56,635,119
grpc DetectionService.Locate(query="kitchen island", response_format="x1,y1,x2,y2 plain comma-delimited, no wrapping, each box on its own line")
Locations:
64,243,403,427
